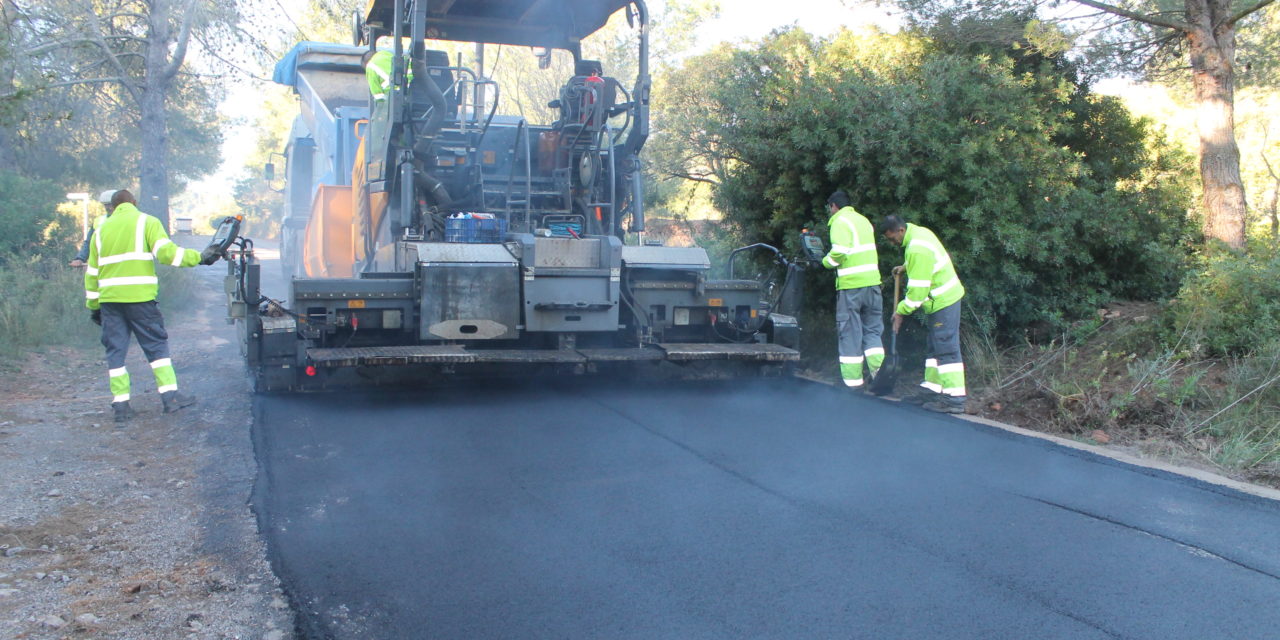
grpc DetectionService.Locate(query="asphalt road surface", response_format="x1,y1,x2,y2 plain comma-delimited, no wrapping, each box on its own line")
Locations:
252,378,1280,639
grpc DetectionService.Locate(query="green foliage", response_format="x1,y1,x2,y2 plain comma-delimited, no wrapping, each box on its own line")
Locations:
0,259,97,362
1169,251,1280,357
680,25,1195,336
0,171,76,263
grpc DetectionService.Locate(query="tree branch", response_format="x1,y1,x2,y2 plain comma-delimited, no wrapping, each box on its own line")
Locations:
1227,0,1277,26
1067,0,1191,31
84,9,141,103
161,0,200,80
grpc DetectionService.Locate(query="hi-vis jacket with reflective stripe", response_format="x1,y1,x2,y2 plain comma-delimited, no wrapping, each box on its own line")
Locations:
822,206,879,290
896,223,964,316
84,203,201,309
365,50,413,101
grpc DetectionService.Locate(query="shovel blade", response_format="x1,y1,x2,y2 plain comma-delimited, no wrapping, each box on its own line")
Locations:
868,355,898,395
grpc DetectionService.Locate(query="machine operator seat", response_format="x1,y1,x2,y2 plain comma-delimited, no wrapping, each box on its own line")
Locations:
552,59,616,136
410,49,458,122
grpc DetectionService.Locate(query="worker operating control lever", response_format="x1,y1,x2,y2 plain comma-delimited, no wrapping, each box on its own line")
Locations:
201,215,243,265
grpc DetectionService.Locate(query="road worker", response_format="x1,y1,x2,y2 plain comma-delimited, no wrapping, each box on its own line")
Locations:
821,190,884,389
879,215,966,414
363,47,412,103
69,190,114,268
85,189,221,423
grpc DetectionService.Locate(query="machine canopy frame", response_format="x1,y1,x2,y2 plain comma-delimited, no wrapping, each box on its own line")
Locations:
363,0,639,51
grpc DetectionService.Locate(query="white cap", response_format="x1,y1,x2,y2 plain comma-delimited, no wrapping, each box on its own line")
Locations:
97,189,116,204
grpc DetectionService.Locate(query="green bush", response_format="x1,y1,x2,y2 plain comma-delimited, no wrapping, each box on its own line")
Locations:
1169,252,1280,357
0,259,98,362
672,25,1195,343
0,171,76,263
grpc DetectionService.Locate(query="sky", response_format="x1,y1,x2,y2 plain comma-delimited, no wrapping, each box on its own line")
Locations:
183,0,899,205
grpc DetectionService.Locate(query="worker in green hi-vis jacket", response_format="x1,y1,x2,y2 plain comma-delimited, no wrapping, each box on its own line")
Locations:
820,190,884,389
879,215,967,414
84,190,222,424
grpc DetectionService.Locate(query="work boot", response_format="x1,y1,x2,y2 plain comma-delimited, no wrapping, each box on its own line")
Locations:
923,397,966,414
161,390,196,414
112,401,133,424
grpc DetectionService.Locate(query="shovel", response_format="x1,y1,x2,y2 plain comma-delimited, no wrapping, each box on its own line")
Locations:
868,271,901,396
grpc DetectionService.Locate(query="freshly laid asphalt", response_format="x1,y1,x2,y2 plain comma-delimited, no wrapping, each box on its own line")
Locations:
252,378,1280,639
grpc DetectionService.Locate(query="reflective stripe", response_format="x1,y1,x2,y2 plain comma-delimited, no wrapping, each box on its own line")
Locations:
925,359,938,368
97,251,154,266
912,238,951,273
113,394,130,402
837,264,878,276
150,358,172,369
907,279,932,289
931,278,960,299
942,386,966,397
96,224,103,255
839,356,864,364
86,267,99,276
152,237,171,254
936,362,965,374
170,247,185,267
157,384,178,393
85,291,100,299
822,255,838,268
920,381,942,393
109,367,128,377
98,276,159,287
844,379,864,387
863,347,885,357
831,243,876,254
902,298,923,309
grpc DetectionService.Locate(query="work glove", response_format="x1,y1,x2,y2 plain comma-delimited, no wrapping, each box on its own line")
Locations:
199,246,222,266
90,309,101,326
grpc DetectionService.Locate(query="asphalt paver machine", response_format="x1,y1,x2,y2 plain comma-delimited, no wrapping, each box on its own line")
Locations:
225,0,816,391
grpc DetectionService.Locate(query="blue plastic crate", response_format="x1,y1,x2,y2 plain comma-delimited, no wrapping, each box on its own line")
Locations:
445,216,508,243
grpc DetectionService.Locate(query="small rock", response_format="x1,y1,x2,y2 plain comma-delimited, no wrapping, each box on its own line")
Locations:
46,489,62,497
187,619,204,630
264,631,285,640
269,596,287,609
1090,429,1111,445
0,588,18,597
40,614,66,629
34,572,46,580
3,547,24,557
74,613,99,625
52,471,64,476
91,423,102,428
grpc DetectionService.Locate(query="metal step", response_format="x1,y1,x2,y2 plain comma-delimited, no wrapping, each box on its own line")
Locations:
306,343,798,368
658,343,800,362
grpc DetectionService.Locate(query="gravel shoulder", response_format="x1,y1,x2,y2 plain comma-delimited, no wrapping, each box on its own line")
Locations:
0,242,292,639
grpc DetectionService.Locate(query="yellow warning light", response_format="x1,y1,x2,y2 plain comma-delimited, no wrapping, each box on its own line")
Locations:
348,300,367,309
708,298,724,307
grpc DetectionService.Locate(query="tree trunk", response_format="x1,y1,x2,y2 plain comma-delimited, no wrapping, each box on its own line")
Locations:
138,0,175,230
1186,0,1247,249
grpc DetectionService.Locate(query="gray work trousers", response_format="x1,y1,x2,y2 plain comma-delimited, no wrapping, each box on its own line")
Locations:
835,285,884,384
924,299,964,398
100,301,170,370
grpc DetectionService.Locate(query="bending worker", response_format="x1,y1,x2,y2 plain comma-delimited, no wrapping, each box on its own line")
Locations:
821,190,883,388
85,190,221,423
879,215,966,414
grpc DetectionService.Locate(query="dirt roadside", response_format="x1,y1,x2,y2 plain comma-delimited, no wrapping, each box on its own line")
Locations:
0,243,293,639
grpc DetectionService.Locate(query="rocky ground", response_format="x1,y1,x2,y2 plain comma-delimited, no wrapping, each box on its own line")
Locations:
0,247,292,639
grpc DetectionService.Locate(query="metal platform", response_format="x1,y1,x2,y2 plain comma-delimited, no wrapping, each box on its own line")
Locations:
307,343,798,368
657,343,800,362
